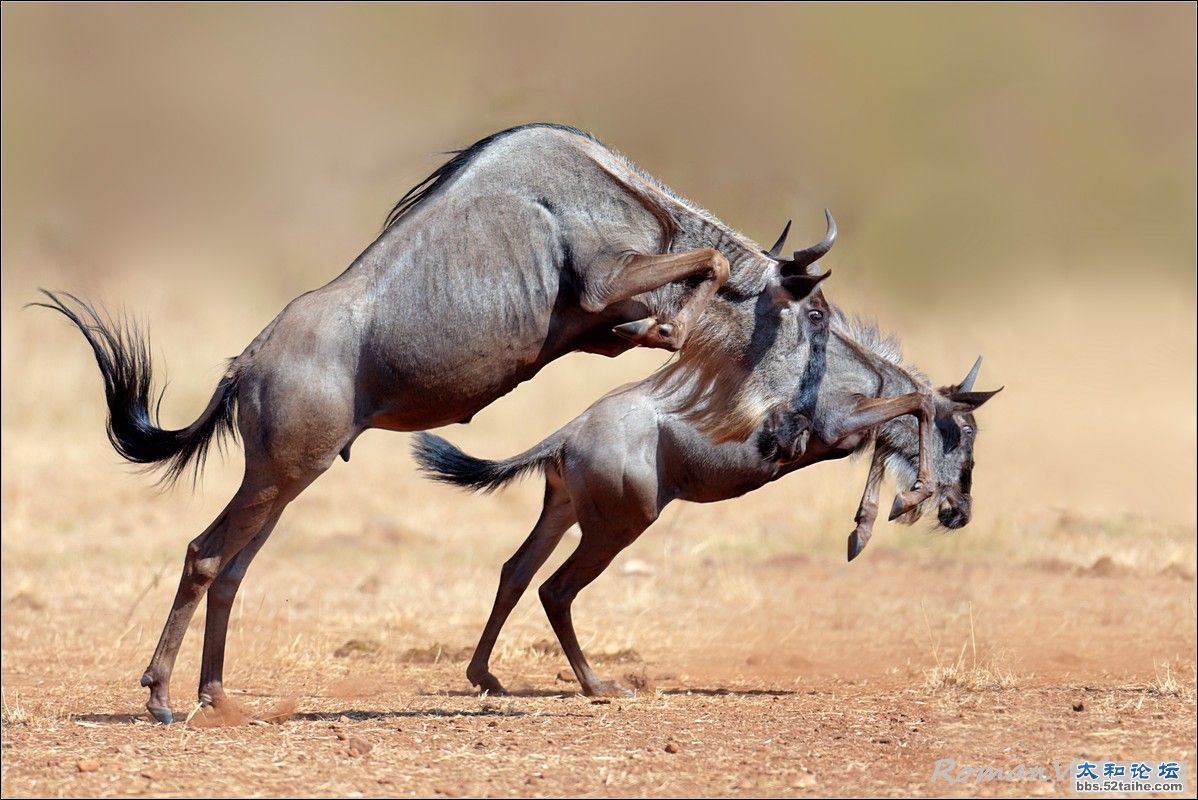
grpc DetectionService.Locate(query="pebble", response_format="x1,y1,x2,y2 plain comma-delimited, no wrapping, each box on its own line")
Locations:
76,760,100,773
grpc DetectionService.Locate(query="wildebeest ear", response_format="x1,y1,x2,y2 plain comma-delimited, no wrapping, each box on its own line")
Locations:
780,269,831,301
947,387,1003,409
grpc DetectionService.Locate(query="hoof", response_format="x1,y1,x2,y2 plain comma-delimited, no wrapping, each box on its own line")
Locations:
147,705,174,724
778,428,810,463
468,671,510,697
889,489,927,521
141,671,172,723
612,317,683,351
612,317,656,341
847,529,871,562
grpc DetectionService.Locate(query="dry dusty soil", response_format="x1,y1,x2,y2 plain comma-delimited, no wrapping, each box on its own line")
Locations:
3,553,1195,797
2,280,1195,796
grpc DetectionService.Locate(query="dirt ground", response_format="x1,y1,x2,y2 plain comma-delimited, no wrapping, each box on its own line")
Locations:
2,269,1196,800
2,553,1195,797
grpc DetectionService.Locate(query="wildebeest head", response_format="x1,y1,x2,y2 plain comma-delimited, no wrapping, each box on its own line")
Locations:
888,357,1002,530
651,212,835,442
761,210,836,306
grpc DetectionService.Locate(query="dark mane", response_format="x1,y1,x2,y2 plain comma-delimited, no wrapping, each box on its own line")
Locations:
382,123,598,231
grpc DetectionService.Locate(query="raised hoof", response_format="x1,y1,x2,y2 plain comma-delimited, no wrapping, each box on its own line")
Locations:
147,705,174,724
847,528,871,562
612,317,655,340
612,317,682,351
777,428,810,464
584,680,635,699
888,489,927,521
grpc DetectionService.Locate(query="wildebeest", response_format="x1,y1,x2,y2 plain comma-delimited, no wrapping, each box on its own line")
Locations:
37,123,837,722
413,294,1000,697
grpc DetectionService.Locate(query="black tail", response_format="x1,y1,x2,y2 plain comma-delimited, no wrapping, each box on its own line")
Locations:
32,290,239,487
410,431,560,494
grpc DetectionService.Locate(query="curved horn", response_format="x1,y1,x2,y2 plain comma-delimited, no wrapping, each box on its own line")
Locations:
960,356,982,392
782,209,837,275
764,220,792,259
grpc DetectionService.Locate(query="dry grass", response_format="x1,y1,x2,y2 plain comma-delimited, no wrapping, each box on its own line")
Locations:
924,647,1019,693
1,688,30,726
1149,661,1197,701
921,603,1019,692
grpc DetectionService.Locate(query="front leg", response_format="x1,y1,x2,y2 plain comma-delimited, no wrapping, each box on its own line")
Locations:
886,398,936,521
829,393,936,519
582,248,730,351
846,437,886,561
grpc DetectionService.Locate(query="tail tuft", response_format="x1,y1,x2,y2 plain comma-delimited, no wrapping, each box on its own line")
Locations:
411,432,550,493
31,290,239,487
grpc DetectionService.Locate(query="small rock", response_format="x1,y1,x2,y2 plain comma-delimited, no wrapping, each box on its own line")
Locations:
347,736,372,757
1072,700,1085,712
76,760,101,773
664,742,680,754
556,670,577,683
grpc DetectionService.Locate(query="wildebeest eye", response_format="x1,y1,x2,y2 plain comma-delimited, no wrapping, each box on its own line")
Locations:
806,308,825,324
962,424,975,437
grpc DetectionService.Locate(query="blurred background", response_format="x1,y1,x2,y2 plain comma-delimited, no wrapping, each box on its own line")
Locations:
1,4,1195,705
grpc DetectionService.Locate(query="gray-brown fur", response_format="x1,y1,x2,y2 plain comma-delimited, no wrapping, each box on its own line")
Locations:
35,123,835,722
412,293,999,697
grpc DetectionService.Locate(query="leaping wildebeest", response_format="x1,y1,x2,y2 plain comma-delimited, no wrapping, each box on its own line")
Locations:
38,123,838,723
413,291,1000,697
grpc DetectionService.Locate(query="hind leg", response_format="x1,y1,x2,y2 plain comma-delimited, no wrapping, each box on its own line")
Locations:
536,510,651,694
467,472,575,695
138,459,325,723
196,512,283,708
